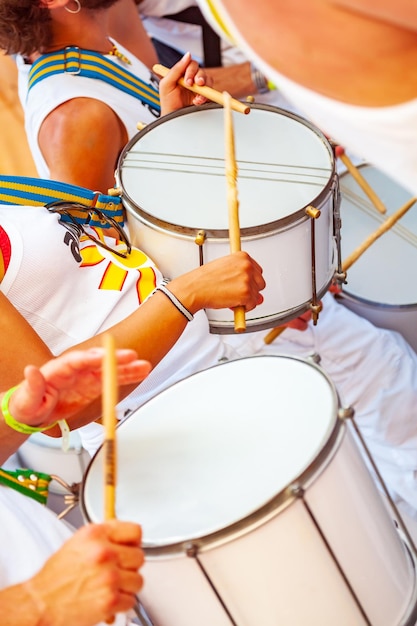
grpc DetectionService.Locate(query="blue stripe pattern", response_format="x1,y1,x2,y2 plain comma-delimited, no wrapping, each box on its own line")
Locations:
28,47,161,111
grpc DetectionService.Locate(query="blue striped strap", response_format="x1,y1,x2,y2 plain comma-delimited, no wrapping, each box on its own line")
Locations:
28,46,161,113
0,176,124,229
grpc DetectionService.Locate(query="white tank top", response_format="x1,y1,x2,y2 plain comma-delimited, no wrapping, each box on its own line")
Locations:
17,39,159,178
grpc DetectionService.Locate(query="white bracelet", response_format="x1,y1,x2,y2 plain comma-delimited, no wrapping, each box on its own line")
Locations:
155,284,194,322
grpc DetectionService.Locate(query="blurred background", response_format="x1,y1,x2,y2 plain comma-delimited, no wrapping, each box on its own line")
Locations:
0,52,37,176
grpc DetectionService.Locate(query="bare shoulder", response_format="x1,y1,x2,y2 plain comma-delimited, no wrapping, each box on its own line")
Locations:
38,97,128,189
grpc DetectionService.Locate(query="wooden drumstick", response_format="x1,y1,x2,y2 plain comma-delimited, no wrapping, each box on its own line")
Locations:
224,91,246,333
337,148,387,215
152,63,250,115
264,325,286,345
102,332,117,521
342,196,417,272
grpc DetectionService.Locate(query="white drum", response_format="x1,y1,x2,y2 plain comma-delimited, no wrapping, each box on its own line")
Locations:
81,355,417,626
117,104,340,333
336,163,417,353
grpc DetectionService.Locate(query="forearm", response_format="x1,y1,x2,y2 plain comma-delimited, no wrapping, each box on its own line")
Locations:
66,289,189,368
0,398,30,464
0,582,41,626
205,61,266,99
0,294,53,388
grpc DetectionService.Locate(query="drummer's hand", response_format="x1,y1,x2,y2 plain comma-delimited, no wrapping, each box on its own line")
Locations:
7,348,152,431
169,251,265,314
24,521,144,626
158,52,212,115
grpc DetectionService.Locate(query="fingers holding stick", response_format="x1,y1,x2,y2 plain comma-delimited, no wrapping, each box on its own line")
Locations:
153,63,250,115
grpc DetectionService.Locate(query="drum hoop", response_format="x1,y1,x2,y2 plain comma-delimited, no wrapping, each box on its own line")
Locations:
117,103,337,238
211,278,334,334
81,355,344,556
336,290,417,313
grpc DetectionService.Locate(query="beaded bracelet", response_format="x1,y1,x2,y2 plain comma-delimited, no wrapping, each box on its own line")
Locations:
155,283,194,322
1,386,70,452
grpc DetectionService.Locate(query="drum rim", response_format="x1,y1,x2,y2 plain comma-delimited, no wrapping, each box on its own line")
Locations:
210,277,334,334
80,355,346,554
336,289,417,313
117,103,337,238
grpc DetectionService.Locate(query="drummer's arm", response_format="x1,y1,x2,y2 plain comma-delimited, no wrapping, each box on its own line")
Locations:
0,293,53,388
0,293,146,446
63,252,265,369
38,98,129,192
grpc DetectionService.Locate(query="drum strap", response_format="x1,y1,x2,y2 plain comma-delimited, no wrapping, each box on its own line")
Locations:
27,46,161,114
0,176,124,229
0,467,51,505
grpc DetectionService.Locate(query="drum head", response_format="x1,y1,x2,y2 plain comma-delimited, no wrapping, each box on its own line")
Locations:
118,104,334,231
340,164,417,305
82,356,339,546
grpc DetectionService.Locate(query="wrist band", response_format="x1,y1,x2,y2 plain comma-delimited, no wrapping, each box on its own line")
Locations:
251,63,269,94
1,386,70,447
155,284,194,322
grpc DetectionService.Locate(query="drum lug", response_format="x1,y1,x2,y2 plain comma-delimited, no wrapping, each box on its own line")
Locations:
333,269,347,285
305,205,321,220
290,483,305,499
306,352,321,365
195,229,206,246
185,542,199,558
195,230,206,266
337,406,355,421
309,301,323,324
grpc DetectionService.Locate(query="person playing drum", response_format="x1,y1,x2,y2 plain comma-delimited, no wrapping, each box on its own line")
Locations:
0,348,149,626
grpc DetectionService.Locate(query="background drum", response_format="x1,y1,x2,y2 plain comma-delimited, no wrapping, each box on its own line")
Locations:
336,163,417,353
117,104,340,333
82,355,417,626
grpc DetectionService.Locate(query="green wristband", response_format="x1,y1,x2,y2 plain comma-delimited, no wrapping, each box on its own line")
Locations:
2,385,56,435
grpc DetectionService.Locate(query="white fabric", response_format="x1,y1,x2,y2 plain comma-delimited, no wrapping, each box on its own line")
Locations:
202,0,417,197
0,487,128,625
2,207,417,521
16,39,159,179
